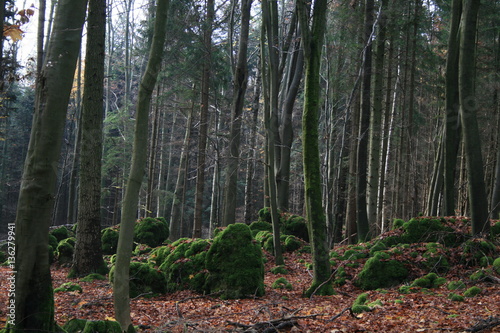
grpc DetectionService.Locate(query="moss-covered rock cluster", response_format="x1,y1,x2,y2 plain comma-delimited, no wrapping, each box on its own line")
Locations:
106,223,265,300
205,223,265,299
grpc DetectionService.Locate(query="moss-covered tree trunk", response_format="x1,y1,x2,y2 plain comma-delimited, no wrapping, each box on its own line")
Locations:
444,0,462,216
221,0,253,227
458,0,489,235
297,0,333,297
113,1,170,331
10,0,88,331
72,0,107,277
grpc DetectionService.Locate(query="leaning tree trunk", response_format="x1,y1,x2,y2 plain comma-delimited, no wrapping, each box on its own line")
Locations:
10,0,88,331
297,0,333,297
72,0,107,278
458,0,489,235
113,1,170,331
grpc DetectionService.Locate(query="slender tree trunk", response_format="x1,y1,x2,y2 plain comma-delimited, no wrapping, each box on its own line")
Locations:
221,0,253,226
193,0,214,238
113,1,170,330
261,0,284,265
170,104,194,241
458,0,489,235
10,0,88,331
297,0,333,297
356,0,374,242
444,0,462,216
244,72,261,224
72,0,107,277
367,0,387,235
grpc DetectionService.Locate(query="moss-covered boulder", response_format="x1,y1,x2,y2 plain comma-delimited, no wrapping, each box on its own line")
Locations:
54,282,82,293
271,277,293,290
160,238,211,292
63,318,122,333
401,218,452,244
351,293,382,314
462,238,498,266
354,252,408,290
491,221,500,239
494,257,500,274
56,238,76,265
464,286,481,297
48,234,59,249
148,245,172,267
281,214,309,242
101,227,119,255
410,273,446,289
80,273,106,282
204,223,265,299
51,226,70,242
134,217,169,247
283,235,302,252
249,220,273,237
109,261,166,298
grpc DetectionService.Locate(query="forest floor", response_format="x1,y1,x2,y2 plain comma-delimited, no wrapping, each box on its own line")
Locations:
1,218,500,332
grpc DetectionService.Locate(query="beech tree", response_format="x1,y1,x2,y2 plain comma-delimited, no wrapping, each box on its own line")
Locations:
72,0,107,278
297,0,333,297
113,0,170,330
9,0,88,330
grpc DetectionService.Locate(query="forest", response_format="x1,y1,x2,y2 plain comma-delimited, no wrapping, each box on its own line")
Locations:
0,0,500,332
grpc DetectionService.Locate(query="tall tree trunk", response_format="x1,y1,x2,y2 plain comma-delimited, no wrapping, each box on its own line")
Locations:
244,71,261,224
113,1,170,330
458,0,489,235
221,0,253,226
10,0,88,331
72,0,107,277
367,0,387,235
356,0,374,242
297,0,333,297
170,103,194,240
444,0,462,216
261,0,284,265
193,0,214,238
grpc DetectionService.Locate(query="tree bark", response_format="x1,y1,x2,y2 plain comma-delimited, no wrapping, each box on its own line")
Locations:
297,0,333,297
356,0,374,242
193,0,214,238
221,0,253,226
458,0,489,235
170,103,194,240
114,1,170,330
10,0,88,331
72,0,107,277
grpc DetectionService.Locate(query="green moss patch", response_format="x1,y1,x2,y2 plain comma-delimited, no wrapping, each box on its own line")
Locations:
80,273,106,282
204,223,265,299
134,217,169,247
351,293,382,314
109,261,166,298
63,318,122,333
354,252,408,290
160,238,211,293
271,277,293,290
54,282,82,293
56,238,76,265
101,227,119,255
464,286,481,297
